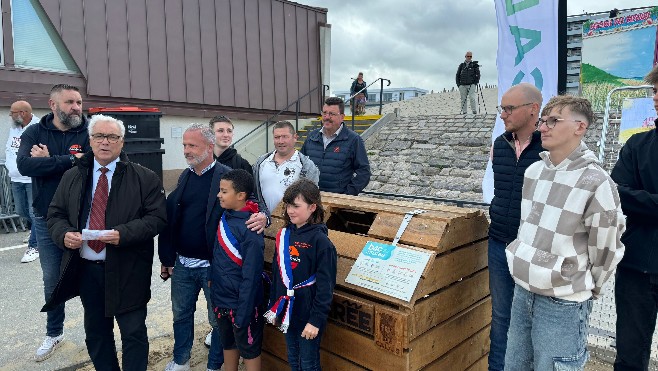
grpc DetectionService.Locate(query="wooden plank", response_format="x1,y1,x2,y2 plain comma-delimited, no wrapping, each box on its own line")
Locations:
320,322,410,370
263,324,368,371
329,291,375,335
409,269,489,341
410,240,488,301
321,192,480,217
369,212,448,250
261,351,290,371
263,324,288,360
369,212,488,253
421,326,490,371
320,350,369,371
374,306,407,356
465,355,489,371
408,298,492,370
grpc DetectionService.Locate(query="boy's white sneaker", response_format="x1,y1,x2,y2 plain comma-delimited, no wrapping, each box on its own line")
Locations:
164,360,190,371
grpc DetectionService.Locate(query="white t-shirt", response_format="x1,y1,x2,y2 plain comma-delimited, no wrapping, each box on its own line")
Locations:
258,150,303,212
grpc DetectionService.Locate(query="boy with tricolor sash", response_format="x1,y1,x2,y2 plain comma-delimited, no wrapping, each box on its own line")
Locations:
264,178,337,370
210,169,265,371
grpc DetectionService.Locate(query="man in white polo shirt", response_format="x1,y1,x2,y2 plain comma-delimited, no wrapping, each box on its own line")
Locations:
253,121,319,214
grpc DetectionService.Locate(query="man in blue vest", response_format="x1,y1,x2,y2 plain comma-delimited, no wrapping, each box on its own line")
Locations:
300,97,370,195
488,83,543,371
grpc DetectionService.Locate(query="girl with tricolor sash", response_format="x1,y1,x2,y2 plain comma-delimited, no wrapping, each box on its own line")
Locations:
264,179,337,370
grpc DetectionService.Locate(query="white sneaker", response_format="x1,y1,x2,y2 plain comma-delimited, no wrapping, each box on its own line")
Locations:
204,330,212,348
21,247,39,263
164,360,190,371
34,335,63,361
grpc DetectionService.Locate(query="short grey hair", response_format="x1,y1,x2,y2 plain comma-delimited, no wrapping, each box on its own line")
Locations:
185,123,216,145
88,114,125,137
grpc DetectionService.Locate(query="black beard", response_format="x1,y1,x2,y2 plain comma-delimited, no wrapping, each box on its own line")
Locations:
57,108,82,129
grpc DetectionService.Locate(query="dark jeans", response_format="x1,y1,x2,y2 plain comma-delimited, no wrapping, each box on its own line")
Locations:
284,322,324,371
11,181,37,247
79,261,148,371
171,259,223,369
614,266,658,370
487,237,515,371
33,215,65,337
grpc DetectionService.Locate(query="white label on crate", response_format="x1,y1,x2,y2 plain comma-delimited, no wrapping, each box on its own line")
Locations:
345,241,432,302
127,124,138,134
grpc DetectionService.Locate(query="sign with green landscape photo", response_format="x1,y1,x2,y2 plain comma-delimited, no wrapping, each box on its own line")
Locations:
581,7,658,112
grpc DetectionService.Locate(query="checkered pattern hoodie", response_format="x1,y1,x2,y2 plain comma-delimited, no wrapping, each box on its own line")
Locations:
506,142,625,302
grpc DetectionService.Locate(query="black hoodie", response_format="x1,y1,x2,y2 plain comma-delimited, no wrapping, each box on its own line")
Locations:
17,112,90,217
268,223,337,329
214,147,252,174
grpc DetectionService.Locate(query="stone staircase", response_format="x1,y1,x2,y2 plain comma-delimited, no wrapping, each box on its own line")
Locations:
295,114,382,149
363,113,621,203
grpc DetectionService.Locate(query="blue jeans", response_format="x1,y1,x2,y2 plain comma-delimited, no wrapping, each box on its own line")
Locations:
33,215,65,337
11,182,37,248
171,259,223,369
284,322,324,371
505,285,592,370
487,237,515,371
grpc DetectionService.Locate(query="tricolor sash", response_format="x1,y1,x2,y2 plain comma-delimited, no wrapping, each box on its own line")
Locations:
264,227,316,333
217,213,242,266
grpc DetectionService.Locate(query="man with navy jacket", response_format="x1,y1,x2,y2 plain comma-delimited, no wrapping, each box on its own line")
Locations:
300,97,370,195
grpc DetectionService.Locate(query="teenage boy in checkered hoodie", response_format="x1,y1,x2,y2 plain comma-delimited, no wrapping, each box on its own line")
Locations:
504,95,626,370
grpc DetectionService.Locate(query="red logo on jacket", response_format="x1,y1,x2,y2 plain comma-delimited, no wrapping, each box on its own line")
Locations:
69,144,83,154
333,146,340,153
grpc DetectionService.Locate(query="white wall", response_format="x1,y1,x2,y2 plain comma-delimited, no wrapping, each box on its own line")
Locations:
160,116,262,171
0,107,51,161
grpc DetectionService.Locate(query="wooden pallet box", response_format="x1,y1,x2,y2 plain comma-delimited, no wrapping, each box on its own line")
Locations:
262,193,490,370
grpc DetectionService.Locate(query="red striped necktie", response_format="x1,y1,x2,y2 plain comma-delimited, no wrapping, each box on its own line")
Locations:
88,167,109,253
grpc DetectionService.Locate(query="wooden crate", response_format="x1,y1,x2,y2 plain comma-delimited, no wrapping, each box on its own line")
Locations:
262,193,490,370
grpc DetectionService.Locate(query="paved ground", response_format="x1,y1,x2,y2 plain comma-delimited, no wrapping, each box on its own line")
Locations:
0,229,217,371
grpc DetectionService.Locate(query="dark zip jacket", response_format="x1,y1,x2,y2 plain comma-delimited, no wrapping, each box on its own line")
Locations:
610,123,658,273
44,151,167,316
300,124,371,195
17,112,91,217
268,223,337,329
210,209,265,328
489,130,543,243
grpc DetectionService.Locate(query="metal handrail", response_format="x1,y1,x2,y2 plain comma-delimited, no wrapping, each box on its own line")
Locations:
348,77,391,130
232,84,328,151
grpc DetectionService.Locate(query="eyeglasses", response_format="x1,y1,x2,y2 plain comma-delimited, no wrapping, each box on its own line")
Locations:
537,117,584,129
496,102,533,114
321,111,340,117
465,55,473,58
91,133,122,143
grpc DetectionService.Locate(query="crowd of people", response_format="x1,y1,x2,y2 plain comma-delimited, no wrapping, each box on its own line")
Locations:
5,88,369,370
5,61,658,370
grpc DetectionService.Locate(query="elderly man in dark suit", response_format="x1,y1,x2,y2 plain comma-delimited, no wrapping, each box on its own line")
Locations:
46,114,167,371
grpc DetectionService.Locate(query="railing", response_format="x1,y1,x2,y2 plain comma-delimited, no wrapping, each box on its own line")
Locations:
232,84,329,153
348,77,391,130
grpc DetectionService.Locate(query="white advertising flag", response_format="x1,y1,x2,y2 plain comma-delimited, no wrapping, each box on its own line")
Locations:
483,0,559,202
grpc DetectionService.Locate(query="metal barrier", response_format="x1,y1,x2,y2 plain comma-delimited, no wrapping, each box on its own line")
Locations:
0,161,25,233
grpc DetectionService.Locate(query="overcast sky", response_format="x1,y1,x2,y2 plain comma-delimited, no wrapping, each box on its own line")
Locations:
298,0,657,95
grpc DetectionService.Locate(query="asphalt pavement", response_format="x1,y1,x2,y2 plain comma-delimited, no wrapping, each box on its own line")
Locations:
0,229,212,371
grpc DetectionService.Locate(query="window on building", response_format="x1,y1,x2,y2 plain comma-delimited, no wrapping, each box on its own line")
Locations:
11,0,79,73
368,94,376,101
383,93,393,102
398,93,405,101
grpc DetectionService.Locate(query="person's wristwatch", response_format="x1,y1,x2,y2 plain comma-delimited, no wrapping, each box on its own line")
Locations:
69,154,76,166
